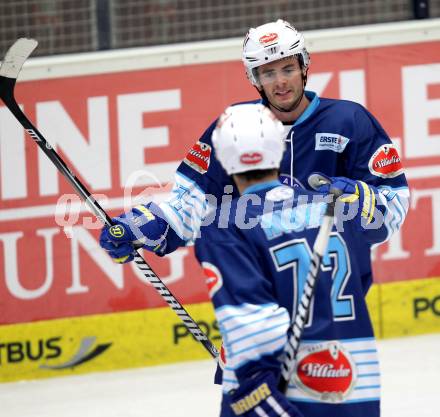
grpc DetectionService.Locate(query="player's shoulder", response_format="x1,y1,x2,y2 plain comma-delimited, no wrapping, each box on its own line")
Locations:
197,200,240,243
317,96,383,139
198,188,267,243
319,96,370,118
197,185,326,246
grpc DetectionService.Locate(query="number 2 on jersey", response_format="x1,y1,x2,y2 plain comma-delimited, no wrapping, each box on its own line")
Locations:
270,232,354,324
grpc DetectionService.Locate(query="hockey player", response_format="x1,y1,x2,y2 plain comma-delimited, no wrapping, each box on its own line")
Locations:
99,19,409,263
195,103,382,417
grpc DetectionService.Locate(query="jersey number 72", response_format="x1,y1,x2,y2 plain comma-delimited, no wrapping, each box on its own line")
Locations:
270,232,354,325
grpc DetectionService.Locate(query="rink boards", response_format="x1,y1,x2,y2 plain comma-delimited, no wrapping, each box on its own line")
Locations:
0,276,439,382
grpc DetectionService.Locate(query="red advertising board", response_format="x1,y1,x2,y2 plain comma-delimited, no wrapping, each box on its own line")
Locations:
1,41,440,324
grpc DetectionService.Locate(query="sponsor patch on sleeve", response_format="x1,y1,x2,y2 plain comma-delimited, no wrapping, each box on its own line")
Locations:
202,262,223,298
315,133,350,153
183,141,212,174
368,143,403,178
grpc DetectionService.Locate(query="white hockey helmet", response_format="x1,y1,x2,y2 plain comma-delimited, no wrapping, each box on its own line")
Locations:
242,19,310,86
212,103,285,175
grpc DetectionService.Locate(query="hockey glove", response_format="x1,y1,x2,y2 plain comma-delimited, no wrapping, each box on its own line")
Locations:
227,372,303,417
310,172,377,230
99,202,169,263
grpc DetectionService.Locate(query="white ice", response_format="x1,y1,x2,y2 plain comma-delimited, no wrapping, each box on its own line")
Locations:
1,333,439,417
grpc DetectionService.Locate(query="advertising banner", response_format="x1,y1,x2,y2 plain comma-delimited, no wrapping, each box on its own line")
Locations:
0,302,220,382
1,39,440,381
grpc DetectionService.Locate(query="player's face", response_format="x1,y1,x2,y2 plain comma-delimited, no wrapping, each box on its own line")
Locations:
256,56,304,111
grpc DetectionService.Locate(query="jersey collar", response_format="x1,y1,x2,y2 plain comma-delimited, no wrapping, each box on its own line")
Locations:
243,180,282,195
293,91,320,126
261,90,320,126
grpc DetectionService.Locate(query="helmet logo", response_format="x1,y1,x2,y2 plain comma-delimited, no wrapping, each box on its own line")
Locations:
259,33,278,45
240,152,263,165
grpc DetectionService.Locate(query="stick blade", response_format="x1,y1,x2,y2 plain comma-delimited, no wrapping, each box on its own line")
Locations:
0,38,38,79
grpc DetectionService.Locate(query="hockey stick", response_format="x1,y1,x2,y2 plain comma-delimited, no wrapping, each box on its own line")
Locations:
0,38,219,360
278,175,342,393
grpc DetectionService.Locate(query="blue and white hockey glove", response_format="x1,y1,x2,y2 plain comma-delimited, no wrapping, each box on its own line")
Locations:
99,202,169,263
228,372,303,417
310,172,377,231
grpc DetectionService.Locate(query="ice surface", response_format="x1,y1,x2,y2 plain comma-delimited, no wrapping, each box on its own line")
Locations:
1,333,439,417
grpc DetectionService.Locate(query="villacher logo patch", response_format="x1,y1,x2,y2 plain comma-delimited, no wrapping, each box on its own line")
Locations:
184,141,212,174
294,341,357,403
201,262,223,298
368,144,403,178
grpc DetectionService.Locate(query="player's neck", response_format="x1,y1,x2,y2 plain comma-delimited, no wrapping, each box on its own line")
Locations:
233,173,279,195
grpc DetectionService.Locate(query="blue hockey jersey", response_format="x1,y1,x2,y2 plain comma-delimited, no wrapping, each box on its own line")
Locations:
159,91,409,252
195,181,381,417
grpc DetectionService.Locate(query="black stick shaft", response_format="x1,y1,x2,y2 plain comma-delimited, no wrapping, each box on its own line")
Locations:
0,72,219,360
278,194,339,393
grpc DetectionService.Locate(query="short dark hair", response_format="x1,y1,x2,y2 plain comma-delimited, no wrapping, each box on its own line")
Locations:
234,168,278,182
